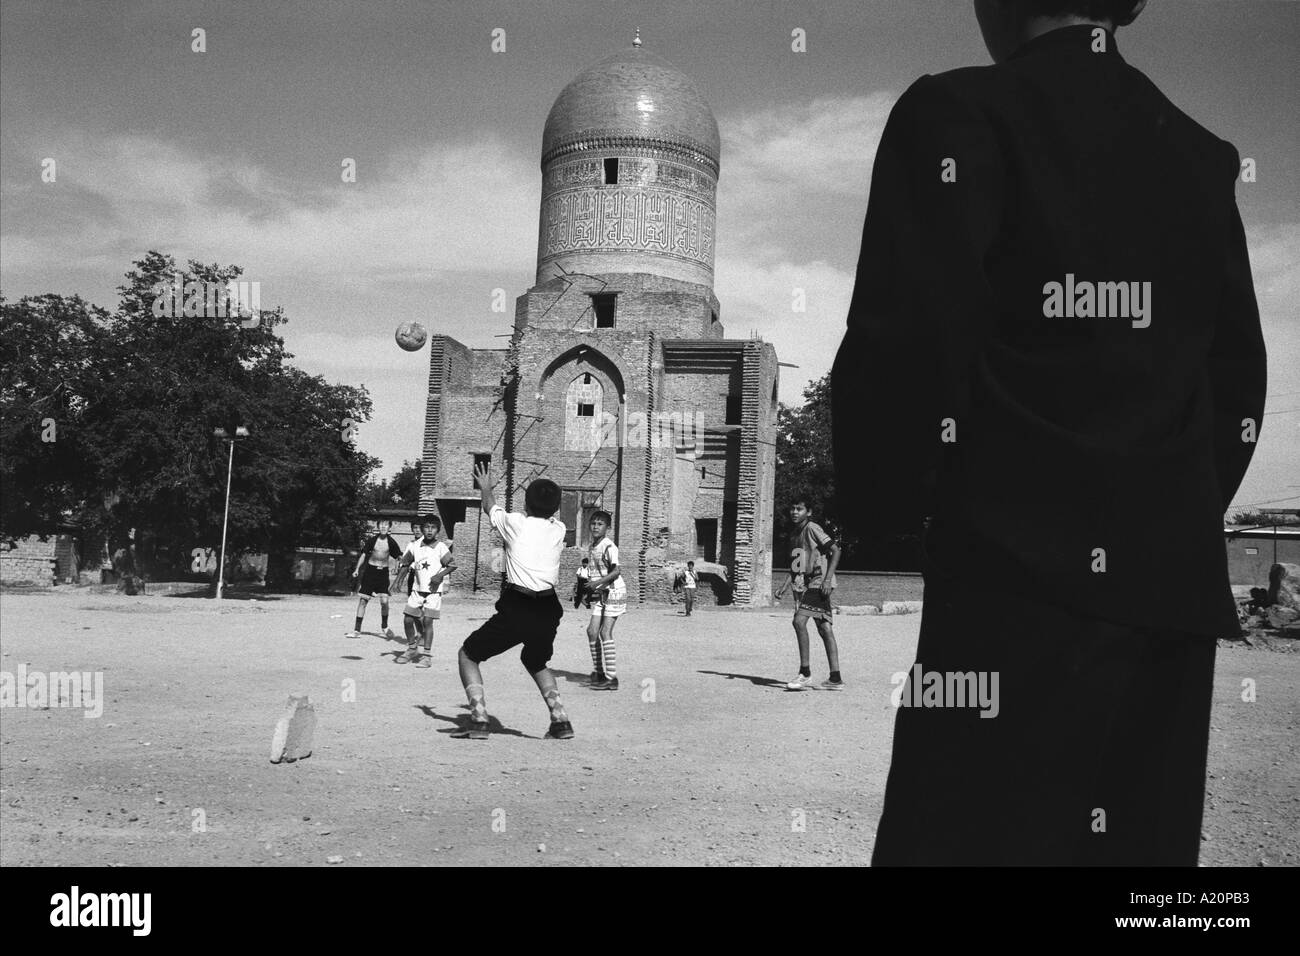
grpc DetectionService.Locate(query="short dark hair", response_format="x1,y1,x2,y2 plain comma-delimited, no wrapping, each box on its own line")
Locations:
525,478,562,518
590,509,612,526
581,557,589,564
1032,0,1143,26
789,497,810,510
418,514,441,531
687,560,695,566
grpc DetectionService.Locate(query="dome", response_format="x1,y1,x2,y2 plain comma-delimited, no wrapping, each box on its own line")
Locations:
541,43,721,169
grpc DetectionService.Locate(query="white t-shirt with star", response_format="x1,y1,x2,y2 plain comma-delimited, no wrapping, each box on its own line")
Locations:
404,538,452,594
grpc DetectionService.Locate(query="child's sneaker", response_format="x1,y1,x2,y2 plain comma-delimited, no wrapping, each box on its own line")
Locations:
345,631,360,639
384,628,396,639
820,678,845,690
588,671,604,686
785,673,815,691
394,648,418,664
414,655,432,669
451,721,490,740
544,720,575,740
592,677,620,691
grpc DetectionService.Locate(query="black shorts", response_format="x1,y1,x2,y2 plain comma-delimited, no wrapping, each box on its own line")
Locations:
794,587,833,621
461,588,563,674
359,565,390,596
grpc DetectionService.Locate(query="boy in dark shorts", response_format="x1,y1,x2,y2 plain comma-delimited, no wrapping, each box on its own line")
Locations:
452,461,574,740
775,499,843,690
347,520,403,638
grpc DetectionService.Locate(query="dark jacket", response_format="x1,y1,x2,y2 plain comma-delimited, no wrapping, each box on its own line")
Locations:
831,25,1266,639
362,534,403,563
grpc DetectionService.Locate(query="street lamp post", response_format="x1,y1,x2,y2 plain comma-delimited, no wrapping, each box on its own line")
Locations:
213,426,249,599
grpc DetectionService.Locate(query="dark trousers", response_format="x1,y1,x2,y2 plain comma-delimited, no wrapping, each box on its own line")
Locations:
461,588,563,674
684,589,695,614
872,574,1217,866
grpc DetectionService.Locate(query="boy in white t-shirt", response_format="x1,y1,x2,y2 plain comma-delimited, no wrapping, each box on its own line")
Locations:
683,560,699,616
452,462,574,740
573,557,592,609
586,510,626,691
389,515,455,668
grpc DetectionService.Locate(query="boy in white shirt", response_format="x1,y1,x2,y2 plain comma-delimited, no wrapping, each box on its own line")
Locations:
389,515,455,668
586,510,626,690
683,560,699,616
453,462,574,740
573,557,592,609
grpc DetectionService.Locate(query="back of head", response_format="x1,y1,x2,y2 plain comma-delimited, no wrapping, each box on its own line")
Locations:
525,478,562,518
1032,0,1143,27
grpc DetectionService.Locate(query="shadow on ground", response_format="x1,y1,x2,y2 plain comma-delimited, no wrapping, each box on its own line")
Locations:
414,704,534,738
697,669,788,689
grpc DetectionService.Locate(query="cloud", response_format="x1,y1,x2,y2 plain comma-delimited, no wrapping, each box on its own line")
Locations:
708,93,895,402
720,93,895,199
0,130,541,289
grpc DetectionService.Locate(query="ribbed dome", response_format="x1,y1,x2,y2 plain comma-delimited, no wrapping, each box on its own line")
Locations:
541,45,720,167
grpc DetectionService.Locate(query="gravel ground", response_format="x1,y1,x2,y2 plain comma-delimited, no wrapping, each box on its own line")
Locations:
0,589,1295,866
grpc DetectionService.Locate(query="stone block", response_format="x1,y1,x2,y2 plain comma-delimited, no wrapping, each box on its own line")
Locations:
270,695,316,764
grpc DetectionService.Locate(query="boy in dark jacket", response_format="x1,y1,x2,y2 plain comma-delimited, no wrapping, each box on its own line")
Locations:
833,0,1266,865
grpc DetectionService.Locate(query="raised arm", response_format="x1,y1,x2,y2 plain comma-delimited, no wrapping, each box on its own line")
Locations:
474,461,497,514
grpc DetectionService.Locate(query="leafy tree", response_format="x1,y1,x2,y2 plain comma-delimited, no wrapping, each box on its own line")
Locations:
368,460,422,510
0,293,106,540
2,252,381,588
774,373,852,557
774,371,923,571
1230,510,1300,527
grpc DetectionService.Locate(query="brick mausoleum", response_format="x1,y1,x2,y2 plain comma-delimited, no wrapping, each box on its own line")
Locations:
419,34,778,605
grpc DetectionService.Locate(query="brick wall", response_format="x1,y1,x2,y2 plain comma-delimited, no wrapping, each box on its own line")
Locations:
0,536,57,586
518,273,721,339
421,282,777,605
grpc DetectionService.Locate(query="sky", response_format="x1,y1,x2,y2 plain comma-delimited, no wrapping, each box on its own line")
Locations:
1,0,1297,515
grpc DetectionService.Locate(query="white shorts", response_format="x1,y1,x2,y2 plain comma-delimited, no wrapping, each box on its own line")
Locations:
591,595,626,619
404,591,443,619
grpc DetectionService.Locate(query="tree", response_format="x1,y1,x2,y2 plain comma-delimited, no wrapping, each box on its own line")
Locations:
2,252,382,587
774,373,853,557
0,293,106,540
773,371,923,571
368,460,422,510
1230,510,1300,527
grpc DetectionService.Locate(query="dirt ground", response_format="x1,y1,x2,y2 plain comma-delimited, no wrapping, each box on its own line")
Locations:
1,589,1296,866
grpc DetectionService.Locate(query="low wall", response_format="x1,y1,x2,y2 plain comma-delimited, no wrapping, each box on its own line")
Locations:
1225,533,1300,587
0,536,58,586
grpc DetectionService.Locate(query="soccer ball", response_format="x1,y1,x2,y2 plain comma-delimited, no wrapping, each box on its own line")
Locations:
395,322,428,352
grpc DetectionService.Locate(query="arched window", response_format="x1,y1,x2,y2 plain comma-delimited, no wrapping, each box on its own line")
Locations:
565,373,604,452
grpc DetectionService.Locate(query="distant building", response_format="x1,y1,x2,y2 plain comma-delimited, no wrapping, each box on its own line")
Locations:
418,35,779,605
1223,525,1300,586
